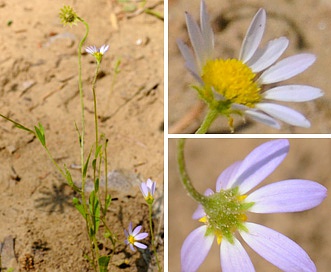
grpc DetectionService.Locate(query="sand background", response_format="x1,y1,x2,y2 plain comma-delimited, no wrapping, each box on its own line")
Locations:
169,138,331,271
169,0,331,133
0,0,164,271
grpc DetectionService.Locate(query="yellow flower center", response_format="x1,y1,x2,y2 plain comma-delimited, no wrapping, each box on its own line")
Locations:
201,59,261,107
128,235,135,245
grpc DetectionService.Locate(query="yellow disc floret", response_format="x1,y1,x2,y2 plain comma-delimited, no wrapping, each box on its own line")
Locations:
201,59,261,107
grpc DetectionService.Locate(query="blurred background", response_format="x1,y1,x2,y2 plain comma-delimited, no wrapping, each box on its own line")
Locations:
169,138,331,271
169,0,331,133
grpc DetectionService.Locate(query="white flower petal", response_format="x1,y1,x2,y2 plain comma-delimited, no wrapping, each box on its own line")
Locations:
240,9,266,63
181,226,214,272
263,85,323,102
241,223,316,272
245,110,281,129
200,0,214,58
177,39,202,83
221,238,255,272
100,44,109,54
256,103,311,128
248,37,289,72
86,45,97,54
216,161,242,192
258,53,316,84
185,12,205,69
247,179,327,213
227,139,289,193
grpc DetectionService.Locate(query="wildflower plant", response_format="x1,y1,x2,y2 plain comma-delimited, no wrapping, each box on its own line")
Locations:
177,139,327,271
177,1,323,133
0,5,162,272
139,178,162,271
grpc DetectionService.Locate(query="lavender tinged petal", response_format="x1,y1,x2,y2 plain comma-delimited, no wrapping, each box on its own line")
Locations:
200,0,214,58
228,139,289,193
248,37,289,73
247,179,327,213
241,223,316,272
177,39,202,82
134,242,147,249
263,85,323,102
128,222,133,233
258,54,316,84
129,244,136,252
135,232,149,240
132,225,142,236
140,183,148,198
240,9,266,63
216,161,242,192
221,238,255,272
245,110,281,129
256,103,311,128
185,12,205,69
181,226,214,272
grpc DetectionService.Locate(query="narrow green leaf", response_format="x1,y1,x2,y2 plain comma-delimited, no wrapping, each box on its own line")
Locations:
98,256,110,272
105,194,111,210
95,144,103,158
83,150,91,178
73,197,86,219
0,114,34,134
34,125,46,146
94,178,99,193
64,165,81,192
92,158,97,171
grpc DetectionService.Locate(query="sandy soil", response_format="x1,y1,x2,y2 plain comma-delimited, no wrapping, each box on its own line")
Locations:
0,0,164,271
169,138,331,271
169,0,331,133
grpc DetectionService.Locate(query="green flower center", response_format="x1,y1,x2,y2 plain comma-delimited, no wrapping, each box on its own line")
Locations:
201,59,261,108
201,187,254,244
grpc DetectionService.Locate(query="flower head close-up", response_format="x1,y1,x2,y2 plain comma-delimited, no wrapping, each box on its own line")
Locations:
140,178,156,204
59,5,80,27
86,44,109,64
177,0,323,132
180,139,327,271
124,222,149,252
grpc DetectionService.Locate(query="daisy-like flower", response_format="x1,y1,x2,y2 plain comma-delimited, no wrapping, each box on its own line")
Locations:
86,45,109,64
140,178,156,204
181,139,327,271
177,0,323,131
124,222,149,252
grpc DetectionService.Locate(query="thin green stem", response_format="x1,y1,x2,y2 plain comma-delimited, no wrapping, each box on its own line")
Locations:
76,17,99,270
148,203,161,271
104,139,109,215
177,139,206,204
92,63,100,152
195,108,218,134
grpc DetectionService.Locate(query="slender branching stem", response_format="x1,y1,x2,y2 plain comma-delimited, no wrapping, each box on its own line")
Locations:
177,139,207,204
